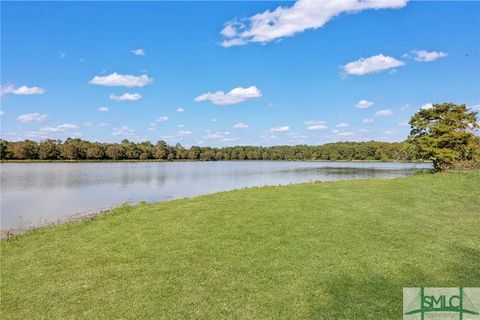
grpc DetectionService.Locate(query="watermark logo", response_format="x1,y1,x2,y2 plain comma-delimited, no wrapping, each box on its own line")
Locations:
404,288,480,320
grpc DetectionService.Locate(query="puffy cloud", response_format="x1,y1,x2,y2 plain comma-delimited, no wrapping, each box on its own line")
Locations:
374,109,394,117
195,86,262,105
40,123,79,132
177,130,192,136
305,120,327,131
109,93,142,101
336,122,349,128
211,118,218,122
220,0,407,46
90,72,152,87
234,122,249,129
407,50,447,62
131,48,146,56
176,107,185,112
220,24,237,38
469,104,480,111
17,113,48,123
203,131,238,142
0,111,4,117
98,106,109,112
111,126,135,136
363,118,375,123
354,99,374,108
270,125,290,132
155,116,169,122
398,121,409,126
420,103,433,110
343,54,405,76
221,38,247,48
1,85,45,96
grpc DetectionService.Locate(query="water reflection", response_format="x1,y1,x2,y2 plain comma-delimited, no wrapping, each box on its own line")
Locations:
0,161,430,230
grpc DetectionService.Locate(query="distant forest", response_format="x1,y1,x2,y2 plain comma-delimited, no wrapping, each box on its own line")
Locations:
0,139,419,162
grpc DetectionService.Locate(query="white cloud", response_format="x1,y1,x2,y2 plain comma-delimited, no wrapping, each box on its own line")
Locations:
336,122,349,128
131,49,146,56
384,130,394,135
270,125,290,132
420,103,433,110
220,0,407,46
177,130,192,136
398,121,409,126
354,99,374,109
98,122,110,127
470,104,480,111
221,38,247,48
195,86,262,105
40,123,79,132
234,122,249,129
0,111,4,117
14,86,46,95
17,113,48,123
176,107,185,113
363,118,375,123
1,85,45,96
110,93,142,101
178,124,185,128
211,118,218,122
374,109,394,117
204,131,230,139
155,116,169,122
220,24,238,38
408,50,447,62
98,106,109,112
306,125,326,131
305,120,327,131
343,54,405,76
203,131,238,143
90,72,152,87
111,126,135,136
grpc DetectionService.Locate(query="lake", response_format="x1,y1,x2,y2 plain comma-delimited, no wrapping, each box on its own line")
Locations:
0,161,431,231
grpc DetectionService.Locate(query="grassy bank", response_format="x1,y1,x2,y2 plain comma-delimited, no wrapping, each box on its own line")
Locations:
1,171,479,319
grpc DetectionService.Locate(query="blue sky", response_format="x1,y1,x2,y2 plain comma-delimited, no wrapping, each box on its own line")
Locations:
1,0,479,147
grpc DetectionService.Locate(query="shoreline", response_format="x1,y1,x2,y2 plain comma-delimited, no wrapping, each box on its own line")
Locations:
0,171,432,241
0,207,115,241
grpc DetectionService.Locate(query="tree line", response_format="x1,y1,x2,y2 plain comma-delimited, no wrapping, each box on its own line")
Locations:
0,139,413,162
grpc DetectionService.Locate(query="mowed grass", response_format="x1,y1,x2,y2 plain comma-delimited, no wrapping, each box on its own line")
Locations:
1,171,479,319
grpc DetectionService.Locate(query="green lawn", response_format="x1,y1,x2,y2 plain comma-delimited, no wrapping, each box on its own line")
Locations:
1,171,479,319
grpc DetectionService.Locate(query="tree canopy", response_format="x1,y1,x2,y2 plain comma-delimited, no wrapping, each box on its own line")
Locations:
0,139,411,162
406,103,479,171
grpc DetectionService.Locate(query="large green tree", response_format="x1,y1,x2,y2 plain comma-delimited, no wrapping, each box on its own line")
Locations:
407,103,479,171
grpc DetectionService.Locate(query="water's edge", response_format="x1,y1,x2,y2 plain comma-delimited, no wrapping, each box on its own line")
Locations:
0,173,426,240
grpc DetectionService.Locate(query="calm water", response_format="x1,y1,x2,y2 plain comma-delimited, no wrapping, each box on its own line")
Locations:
0,161,431,230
